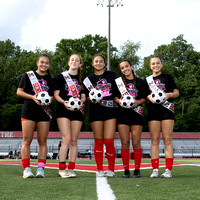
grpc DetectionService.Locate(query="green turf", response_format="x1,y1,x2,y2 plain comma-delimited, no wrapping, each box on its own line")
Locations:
0,160,200,200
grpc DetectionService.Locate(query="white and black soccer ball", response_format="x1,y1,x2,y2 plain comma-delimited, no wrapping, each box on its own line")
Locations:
121,95,135,108
37,91,51,106
151,90,166,104
67,97,81,111
89,88,103,102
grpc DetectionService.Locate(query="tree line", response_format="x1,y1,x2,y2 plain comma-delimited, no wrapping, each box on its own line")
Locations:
0,34,199,132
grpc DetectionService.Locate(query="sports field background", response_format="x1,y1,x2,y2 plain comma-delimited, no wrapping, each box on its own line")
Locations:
1,159,200,200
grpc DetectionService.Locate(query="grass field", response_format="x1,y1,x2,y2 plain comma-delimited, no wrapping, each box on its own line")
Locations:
0,159,200,200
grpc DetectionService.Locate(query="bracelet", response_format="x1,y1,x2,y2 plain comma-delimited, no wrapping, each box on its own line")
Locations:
63,100,65,105
137,100,140,106
170,93,173,98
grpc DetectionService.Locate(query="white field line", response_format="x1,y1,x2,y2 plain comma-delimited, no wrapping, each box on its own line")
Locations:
96,176,117,200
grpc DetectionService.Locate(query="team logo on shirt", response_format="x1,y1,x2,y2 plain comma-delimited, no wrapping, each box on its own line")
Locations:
96,79,112,97
154,79,166,91
126,83,138,97
39,79,49,92
65,79,81,97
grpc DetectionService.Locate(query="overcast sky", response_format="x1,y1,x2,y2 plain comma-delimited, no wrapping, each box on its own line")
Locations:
0,0,200,59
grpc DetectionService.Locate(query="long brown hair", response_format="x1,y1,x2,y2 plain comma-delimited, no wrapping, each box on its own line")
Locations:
119,59,137,90
69,54,84,90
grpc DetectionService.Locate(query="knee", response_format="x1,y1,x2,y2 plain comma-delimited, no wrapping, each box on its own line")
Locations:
132,142,140,149
163,137,172,146
38,140,47,147
70,140,77,147
121,141,129,149
23,138,32,146
151,137,160,146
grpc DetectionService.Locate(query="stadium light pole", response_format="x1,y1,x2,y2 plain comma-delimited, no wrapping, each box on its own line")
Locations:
97,0,123,71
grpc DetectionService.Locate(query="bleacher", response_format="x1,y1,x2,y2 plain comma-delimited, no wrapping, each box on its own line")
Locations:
0,131,200,158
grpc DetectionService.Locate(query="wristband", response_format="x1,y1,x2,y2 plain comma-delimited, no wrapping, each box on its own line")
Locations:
137,100,140,106
63,100,65,105
170,93,173,98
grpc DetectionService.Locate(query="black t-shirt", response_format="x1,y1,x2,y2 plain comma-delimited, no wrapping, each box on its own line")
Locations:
18,71,54,114
114,76,146,100
145,73,178,109
84,70,116,99
84,70,117,110
54,73,84,101
114,76,146,116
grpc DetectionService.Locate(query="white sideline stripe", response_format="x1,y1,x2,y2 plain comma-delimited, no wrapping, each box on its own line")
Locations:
96,176,117,200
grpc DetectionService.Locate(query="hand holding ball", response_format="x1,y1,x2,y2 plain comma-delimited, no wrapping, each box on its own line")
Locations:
36,91,51,106
67,97,81,111
151,90,166,104
120,95,135,108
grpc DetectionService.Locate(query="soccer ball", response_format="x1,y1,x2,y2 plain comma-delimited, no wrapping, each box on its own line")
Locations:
37,91,51,106
151,90,166,104
89,88,103,102
67,97,81,111
121,95,135,108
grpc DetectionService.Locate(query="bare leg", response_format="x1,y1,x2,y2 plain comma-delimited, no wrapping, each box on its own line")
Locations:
68,120,82,162
148,121,161,159
57,118,71,162
161,120,174,158
37,121,50,159
21,120,36,158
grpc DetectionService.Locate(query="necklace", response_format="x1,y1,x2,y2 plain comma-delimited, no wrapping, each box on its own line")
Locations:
94,70,105,81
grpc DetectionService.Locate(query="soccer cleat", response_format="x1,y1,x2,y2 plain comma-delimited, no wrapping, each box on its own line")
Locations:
123,170,130,178
23,167,34,178
96,171,105,177
68,170,77,178
58,170,70,178
150,169,159,178
161,169,172,178
36,167,45,178
133,170,141,178
105,170,115,178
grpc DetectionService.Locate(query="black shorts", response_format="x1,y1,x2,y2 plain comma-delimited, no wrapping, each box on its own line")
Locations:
147,105,175,121
89,104,117,123
21,110,51,122
57,105,83,121
117,108,144,126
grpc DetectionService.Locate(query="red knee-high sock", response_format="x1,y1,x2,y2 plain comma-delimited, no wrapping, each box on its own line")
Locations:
38,159,46,169
166,158,173,171
68,161,75,170
104,139,116,172
94,139,104,171
134,148,142,170
151,158,159,169
59,162,66,170
121,149,129,170
22,158,30,170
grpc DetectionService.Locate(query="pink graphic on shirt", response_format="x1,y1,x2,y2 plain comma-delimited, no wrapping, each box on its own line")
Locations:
96,79,112,97
126,83,138,97
65,79,81,97
39,79,49,92
155,79,166,91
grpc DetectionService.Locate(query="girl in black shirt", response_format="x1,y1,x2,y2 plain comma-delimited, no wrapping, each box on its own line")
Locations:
145,56,179,178
17,53,54,178
54,54,86,178
114,60,146,178
84,54,117,177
